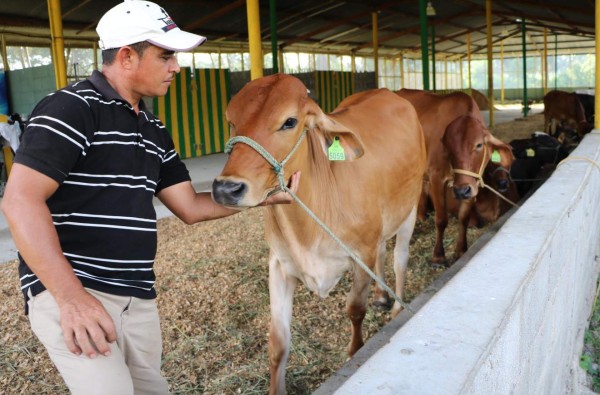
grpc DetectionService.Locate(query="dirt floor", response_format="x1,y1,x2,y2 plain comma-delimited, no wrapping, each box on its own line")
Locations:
0,112,546,395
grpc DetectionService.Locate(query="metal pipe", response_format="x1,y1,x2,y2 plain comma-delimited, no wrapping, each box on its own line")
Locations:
47,0,68,88
543,28,548,94
595,0,599,129
500,40,504,103
1,34,9,72
372,11,379,88
431,22,436,92
522,18,528,117
269,0,278,73
467,32,471,90
93,41,98,71
486,0,494,126
246,0,263,80
554,34,558,90
419,0,430,90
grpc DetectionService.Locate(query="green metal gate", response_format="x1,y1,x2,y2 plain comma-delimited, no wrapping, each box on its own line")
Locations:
314,71,354,113
154,67,230,159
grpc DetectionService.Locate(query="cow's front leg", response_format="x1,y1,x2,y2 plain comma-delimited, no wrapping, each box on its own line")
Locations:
347,253,374,356
391,206,418,318
455,199,474,259
268,253,297,395
429,176,449,265
372,242,391,309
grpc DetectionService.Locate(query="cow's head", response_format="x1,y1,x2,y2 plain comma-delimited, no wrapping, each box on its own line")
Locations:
442,114,513,200
212,73,364,208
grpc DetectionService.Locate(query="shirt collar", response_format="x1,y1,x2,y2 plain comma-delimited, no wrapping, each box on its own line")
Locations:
88,70,147,113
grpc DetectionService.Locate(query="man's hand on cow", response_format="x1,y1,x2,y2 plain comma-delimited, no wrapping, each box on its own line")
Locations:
260,171,301,206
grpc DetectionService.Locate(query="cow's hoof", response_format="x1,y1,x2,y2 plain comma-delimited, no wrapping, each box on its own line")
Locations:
372,297,392,310
431,256,449,269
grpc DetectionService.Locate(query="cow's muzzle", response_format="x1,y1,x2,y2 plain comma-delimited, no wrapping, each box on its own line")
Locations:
453,184,473,200
212,178,247,206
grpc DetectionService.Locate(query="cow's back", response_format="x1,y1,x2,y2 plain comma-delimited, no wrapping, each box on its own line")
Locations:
331,89,425,162
328,89,426,203
396,89,481,171
287,88,427,243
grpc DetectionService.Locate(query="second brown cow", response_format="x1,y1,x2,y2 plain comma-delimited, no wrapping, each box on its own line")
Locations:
394,89,514,265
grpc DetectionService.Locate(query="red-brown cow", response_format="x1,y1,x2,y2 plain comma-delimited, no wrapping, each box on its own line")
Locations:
395,89,513,265
444,150,519,228
442,114,514,256
543,90,593,138
212,74,427,394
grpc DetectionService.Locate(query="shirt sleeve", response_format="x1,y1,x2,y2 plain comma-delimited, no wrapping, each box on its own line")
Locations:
14,90,95,184
155,144,191,194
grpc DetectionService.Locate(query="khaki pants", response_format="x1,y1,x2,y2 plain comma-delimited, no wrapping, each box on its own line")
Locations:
28,288,169,395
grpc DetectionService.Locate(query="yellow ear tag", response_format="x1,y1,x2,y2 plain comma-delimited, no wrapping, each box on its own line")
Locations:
328,136,346,161
526,148,535,157
491,149,501,163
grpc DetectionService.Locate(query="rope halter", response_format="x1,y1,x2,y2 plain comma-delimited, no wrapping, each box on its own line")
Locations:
451,146,520,208
451,144,488,188
225,129,307,194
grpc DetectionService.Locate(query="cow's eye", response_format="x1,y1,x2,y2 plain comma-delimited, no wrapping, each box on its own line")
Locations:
475,143,484,150
281,118,297,130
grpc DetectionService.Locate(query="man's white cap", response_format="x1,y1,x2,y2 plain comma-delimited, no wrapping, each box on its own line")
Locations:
97,0,206,51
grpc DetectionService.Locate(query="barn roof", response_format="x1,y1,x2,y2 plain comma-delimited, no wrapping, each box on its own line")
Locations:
0,0,595,58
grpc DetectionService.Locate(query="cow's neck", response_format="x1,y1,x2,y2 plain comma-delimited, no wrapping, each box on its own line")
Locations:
266,130,349,245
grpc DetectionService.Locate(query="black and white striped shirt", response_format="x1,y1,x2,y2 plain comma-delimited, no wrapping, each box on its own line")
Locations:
15,70,190,306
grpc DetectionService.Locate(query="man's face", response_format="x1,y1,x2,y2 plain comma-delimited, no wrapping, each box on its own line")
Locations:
131,45,180,98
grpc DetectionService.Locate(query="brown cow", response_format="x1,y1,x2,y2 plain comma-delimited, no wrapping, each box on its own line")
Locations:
543,90,593,138
394,89,513,265
442,115,514,256
212,74,427,394
445,154,519,228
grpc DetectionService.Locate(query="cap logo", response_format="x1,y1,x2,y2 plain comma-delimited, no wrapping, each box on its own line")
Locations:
158,7,178,32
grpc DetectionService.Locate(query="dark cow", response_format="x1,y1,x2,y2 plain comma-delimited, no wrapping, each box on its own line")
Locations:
509,132,569,198
575,93,595,124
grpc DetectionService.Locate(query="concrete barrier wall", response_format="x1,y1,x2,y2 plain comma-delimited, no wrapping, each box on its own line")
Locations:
319,131,600,394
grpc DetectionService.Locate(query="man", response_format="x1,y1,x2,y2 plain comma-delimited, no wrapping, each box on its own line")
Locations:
1,1,299,394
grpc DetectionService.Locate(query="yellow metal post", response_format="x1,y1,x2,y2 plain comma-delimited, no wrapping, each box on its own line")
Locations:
400,54,404,88
48,0,68,88
351,51,356,92
93,41,98,71
500,41,504,103
467,33,472,89
246,0,263,80
278,49,284,72
372,11,379,88
486,0,494,127
1,35,8,72
543,29,548,94
460,57,463,89
596,0,600,129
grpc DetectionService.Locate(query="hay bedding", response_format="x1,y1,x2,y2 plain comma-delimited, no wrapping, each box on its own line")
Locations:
0,113,544,394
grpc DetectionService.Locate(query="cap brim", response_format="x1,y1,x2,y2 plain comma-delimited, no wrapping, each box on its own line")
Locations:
147,29,207,52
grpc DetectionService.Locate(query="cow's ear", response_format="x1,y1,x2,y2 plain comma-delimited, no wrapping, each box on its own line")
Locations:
305,101,364,161
486,132,515,165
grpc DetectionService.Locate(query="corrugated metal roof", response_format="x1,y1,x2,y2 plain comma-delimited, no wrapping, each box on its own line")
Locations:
0,0,594,57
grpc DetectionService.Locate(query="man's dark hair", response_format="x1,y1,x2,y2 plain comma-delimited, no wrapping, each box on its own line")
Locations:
101,41,152,65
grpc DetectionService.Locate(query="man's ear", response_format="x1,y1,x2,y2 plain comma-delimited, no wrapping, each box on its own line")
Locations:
117,46,136,69
305,100,364,161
